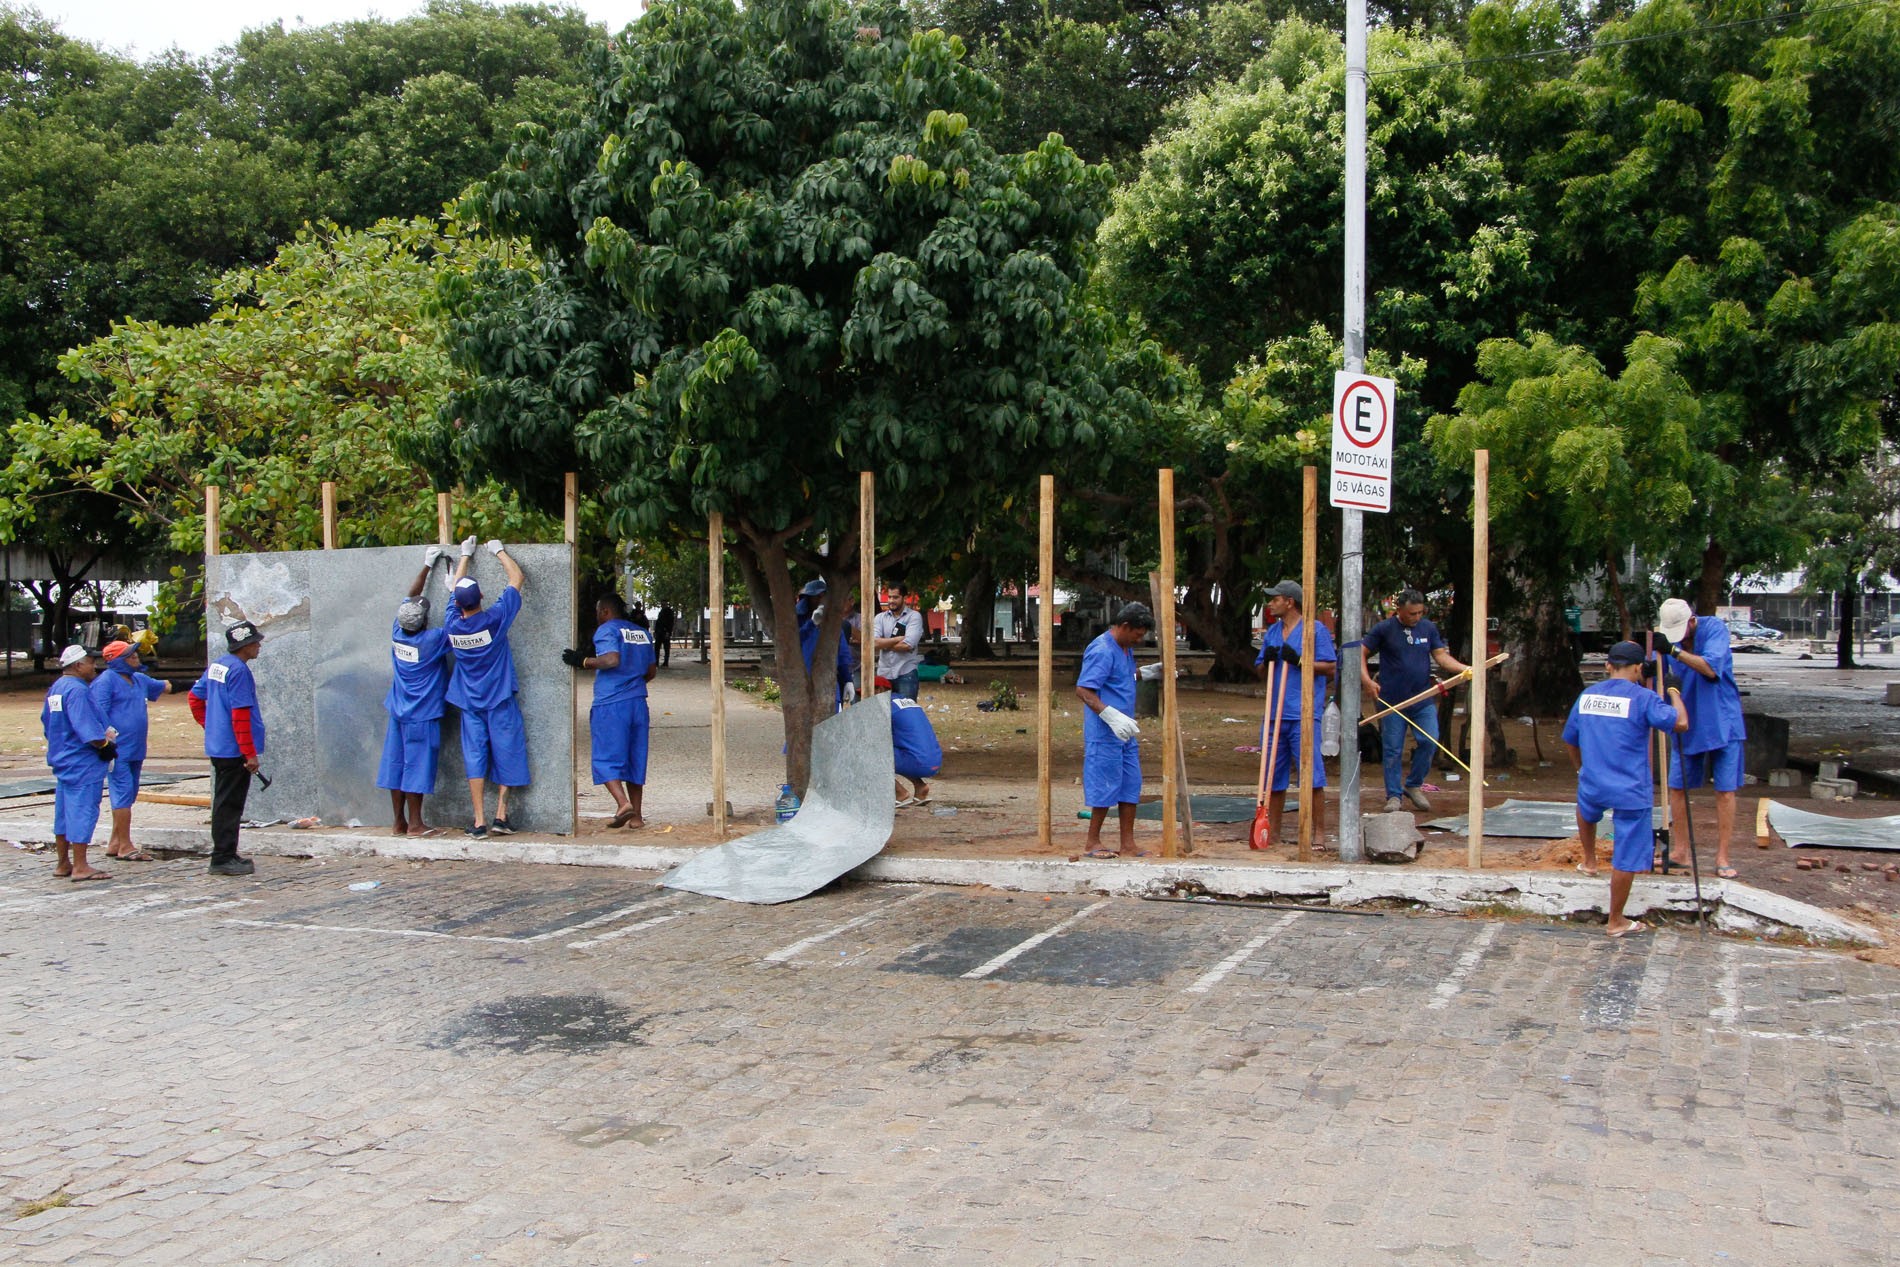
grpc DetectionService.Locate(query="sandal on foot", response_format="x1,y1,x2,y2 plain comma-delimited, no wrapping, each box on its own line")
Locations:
1083,848,1118,859
1575,863,1599,878
610,806,639,829
114,850,157,862
70,871,112,882
1607,920,1650,938
1717,866,1739,879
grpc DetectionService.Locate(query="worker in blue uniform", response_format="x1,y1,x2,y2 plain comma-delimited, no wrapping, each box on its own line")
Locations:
378,546,452,836
566,592,658,829
447,536,529,838
43,644,114,881
89,637,170,861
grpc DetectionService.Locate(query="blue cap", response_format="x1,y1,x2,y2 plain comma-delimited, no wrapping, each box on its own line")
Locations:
1606,640,1646,666
800,578,827,598
453,577,482,607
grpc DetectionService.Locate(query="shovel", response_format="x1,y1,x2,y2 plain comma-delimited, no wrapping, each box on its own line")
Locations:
1250,653,1292,850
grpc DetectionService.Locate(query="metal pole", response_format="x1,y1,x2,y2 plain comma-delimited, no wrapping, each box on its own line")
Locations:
1336,0,1368,864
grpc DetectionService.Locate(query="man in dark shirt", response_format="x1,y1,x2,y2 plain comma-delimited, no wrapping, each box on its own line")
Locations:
1360,590,1467,813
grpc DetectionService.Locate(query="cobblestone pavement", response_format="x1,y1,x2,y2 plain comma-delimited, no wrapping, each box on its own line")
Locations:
2,853,1897,1266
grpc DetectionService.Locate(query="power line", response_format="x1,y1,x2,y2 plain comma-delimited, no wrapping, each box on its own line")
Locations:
1367,0,1891,77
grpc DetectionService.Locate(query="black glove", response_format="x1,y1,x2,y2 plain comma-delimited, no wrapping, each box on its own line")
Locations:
561,648,587,668
1648,632,1674,658
1279,643,1301,666
96,740,118,763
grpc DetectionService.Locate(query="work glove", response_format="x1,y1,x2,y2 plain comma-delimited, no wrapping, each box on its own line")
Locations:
1097,706,1141,743
561,648,587,668
424,545,444,568
1279,643,1301,666
842,682,858,705
1138,662,1164,681
459,535,478,558
1648,632,1674,657
484,539,505,556
96,740,118,764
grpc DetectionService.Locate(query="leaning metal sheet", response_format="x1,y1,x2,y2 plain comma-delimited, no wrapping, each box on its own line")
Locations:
1423,798,1660,840
660,693,895,904
206,545,576,833
1767,799,1900,851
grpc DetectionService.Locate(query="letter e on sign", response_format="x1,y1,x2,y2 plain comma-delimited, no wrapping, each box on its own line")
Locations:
1329,371,1397,513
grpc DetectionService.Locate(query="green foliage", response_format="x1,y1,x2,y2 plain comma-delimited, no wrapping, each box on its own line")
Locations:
427,0,1144,785
985,678,1019,710
0,219,555,587
733,676,784,705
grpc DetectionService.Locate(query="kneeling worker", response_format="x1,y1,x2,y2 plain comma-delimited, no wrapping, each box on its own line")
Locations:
566,593,657,829
379,546,452,836
448,536,528,837
1562,640,1687,937
1076,602,1156,858
892,695,942,807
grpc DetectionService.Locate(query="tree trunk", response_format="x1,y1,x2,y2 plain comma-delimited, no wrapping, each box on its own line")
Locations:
1836,586,1858,670
1499,586,1584,715
1604,551,1631,639
1694,539,1727,615
959,562,996,658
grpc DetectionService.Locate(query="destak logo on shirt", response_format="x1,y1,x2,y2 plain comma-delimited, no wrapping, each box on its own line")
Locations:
449,630,493,651
47,693,62,712
1578,693,1632,719
207,663,230,683
392,642,421,663
621,629,650,646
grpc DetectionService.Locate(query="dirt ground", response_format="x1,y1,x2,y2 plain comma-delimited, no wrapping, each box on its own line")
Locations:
7,647,1900,942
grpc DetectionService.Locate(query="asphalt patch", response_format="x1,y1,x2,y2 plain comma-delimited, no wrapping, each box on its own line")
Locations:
433,992,648,1054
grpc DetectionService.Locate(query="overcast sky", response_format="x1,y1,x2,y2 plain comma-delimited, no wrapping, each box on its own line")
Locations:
36,1,642,60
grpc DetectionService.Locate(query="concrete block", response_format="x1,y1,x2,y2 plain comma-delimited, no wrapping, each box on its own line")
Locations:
1886,682,1900,706
1819,759,1845,781
1767,768,1802,787
1810,778,1858,802
1362,812,1423,864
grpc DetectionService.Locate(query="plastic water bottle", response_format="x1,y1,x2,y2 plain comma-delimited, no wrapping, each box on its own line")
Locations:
775,784,800,823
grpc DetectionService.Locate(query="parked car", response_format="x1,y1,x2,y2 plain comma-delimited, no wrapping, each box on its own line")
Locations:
1725,618,1783,641
1869,620,1900,640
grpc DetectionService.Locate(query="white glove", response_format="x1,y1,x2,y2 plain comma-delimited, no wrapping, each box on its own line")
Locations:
459,535,478,558
1097,706,1140,742
423,545,444,568
843,682,858,705
484,539,505,556
1138,662,1163,680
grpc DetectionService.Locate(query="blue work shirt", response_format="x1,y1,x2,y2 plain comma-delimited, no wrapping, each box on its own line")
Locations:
1562,679,1679,808
1255,619,1338,722
385,620,451,722
446,586,522,711
190,654,267,759
592,619,656,705
797,598,855,704
892,697,943,779
1078,630,1137,745
88,661,166,761
42,676,109,776
1677,619,1746,755
1364,615,1447,702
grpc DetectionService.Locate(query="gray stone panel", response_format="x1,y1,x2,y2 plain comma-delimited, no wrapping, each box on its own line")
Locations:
206,545,576,833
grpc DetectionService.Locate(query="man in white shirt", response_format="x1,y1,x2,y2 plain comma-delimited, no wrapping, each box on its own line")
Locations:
873,592,926,700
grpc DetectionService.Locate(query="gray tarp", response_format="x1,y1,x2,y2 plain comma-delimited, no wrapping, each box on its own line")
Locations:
1423,798,1660,840
206,545,577,833
661,693,895,903
1767,799,1900,851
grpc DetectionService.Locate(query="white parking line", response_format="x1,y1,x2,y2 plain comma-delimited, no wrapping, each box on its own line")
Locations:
523,891,689,943
567,911,686,950
156,899,256,919
1183,911,1303,994
764,891,932,964
1426,922,1501,1011
961,900,1109,980
222,918,525,944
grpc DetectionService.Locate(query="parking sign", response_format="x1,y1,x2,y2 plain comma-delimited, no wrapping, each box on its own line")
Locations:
1330,372,1396,513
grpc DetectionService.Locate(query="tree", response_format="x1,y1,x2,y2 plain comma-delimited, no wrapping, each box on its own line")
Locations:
0,219,556,629
426,0,1143,789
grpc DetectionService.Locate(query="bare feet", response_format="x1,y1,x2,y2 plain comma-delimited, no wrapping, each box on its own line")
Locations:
53,865,71,878
620,817,645,831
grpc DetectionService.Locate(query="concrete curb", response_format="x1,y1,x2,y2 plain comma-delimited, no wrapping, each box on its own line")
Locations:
3,820,1879,946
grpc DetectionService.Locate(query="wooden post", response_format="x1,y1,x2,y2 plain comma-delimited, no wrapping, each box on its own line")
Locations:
436,491,452,546
709,512,728,836
1298,466,1317,862
203,485,220,559
1468,450,1490,868
1037,474,1055,849
320,482,337,550
565,473,579,833
1158,469,1179,858
860,472,875,698
1147,570,1196,857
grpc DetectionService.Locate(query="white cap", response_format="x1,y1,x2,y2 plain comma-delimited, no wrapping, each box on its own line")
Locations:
1656,598,1693,644
58,645,90,668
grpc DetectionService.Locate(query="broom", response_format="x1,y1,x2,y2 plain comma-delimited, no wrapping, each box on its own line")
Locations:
1250,649,1293,850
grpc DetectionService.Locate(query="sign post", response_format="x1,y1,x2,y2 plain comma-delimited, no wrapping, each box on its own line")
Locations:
1329,372,1397,513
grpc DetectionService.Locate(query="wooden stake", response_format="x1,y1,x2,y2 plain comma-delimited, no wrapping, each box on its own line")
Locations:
565,473,579,833
860,472,875,699
1298,466,1317,862
1037,474,1055,849
436,491,452,546
320,481,337,550
1158,468,1178,858
709,512,728,836
203,485,220,559
1468,450,1490,869
1755,797,1773,849
1148,570,1196,856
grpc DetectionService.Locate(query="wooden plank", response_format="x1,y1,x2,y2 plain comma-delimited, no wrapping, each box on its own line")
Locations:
860,472,875,699
1158,468,1178,858
709,512,728,836
204,485,220,559
1037,474,1054,849
1467,450,1489,868
437,491,452,545
320,482,337,550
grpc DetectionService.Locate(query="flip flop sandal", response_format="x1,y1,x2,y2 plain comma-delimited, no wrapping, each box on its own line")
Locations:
610,807,639,829
115,850,158,862
1717,867,1739,879
1574,863,1599,877
895,798,918,809
70,872,112,882
1607,920,1650,938
1083,848,1119,859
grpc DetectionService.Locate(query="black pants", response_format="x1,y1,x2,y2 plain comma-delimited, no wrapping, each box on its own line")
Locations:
210,757,252,864
657,634,671,666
